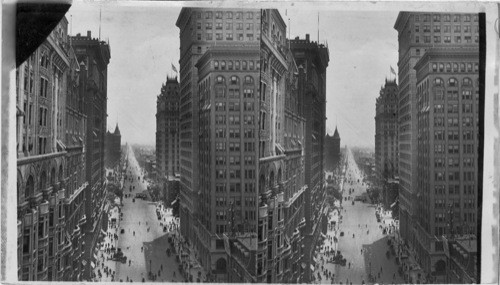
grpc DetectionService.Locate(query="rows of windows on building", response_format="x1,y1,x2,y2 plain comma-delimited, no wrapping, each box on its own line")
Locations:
16,21,110,281
413,14,479,44
195,11,260,42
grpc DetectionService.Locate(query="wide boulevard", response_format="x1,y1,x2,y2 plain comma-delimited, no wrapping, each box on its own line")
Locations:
314,148,403,285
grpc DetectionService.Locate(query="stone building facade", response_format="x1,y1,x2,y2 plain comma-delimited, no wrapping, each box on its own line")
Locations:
289,33,329,282
155,76,180,179
394,12,479,282
16,18,99,281
177,8,327,283
70,30,111,280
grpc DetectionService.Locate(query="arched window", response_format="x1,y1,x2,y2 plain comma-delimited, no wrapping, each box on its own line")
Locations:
58,165,63,182
445,63,451,72
40,171,47,190
216,76,225,84
214,60,219,69
463,77,472,86
438,63,444,72
17,172,23,202
259,174,266,193
244,76,254,84
228,61,233,70
26,175,34,198
50,168,56,186
40,52,46,68
435,260,446,273
220,61,226,70
216,258,227,272
269,171,275,188
453,63,458,72
448,78,457,87
434,78,443,86
230,75,239,85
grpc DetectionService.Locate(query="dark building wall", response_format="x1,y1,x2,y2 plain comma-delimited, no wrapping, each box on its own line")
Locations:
105,126,121,169
71,30,110,280
16,17,91,281
325,128,340,171
156,77,180,180
375,79,398,185
176,8,262,280
290,33,329,282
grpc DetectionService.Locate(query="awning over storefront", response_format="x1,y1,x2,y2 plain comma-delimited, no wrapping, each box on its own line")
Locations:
171,199,178,206
90,261,96,268
82,260,87,266
301,263,306,269
93,253,98,260
101,229,107,236
310,265,315,271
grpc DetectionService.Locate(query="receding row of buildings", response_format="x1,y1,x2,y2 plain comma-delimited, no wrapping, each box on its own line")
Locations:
375,11,480,283
155,8,329,283
16,17,111,281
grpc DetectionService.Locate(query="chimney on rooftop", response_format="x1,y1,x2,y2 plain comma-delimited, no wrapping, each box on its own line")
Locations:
87,31,91,38
306,34,310,42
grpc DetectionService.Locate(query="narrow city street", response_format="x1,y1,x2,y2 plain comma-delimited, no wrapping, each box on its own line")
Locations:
315,148,403,285
94,146,186,282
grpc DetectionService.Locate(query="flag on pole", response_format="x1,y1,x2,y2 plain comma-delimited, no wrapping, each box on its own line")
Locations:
172,63,178,73
390,66,396,75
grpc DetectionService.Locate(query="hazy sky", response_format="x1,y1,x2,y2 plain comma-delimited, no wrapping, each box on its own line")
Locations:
283,9,399,148
68,3,399,147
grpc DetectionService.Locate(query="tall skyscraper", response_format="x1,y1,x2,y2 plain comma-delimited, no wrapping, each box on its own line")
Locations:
71,30,111,280
375,79,399,207
414,48,479,281
176,8,262,282
156,76,180,179
290,33,330,282
394,12,479,282
16,17,94,281
176,8,328,283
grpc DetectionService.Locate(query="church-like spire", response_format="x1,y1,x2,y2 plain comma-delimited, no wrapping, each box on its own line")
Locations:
114,123,120,135
333,126,340,139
